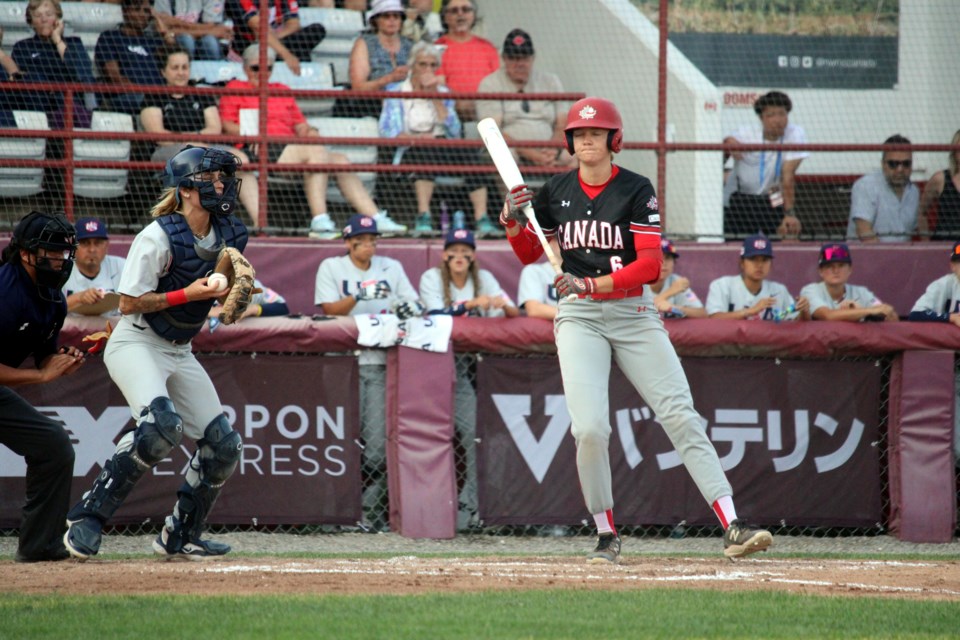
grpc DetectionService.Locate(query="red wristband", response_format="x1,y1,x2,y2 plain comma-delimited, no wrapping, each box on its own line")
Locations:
165,289,188,306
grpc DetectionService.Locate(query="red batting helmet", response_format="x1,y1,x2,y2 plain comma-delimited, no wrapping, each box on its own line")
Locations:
564,97,623,154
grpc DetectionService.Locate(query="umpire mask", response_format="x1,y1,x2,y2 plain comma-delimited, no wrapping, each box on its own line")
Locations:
12,211,77,301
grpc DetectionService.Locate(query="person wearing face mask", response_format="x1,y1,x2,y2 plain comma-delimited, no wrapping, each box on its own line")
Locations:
0,211,85,563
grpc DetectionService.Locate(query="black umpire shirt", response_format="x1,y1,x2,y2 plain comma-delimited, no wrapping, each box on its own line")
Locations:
0,262,66,370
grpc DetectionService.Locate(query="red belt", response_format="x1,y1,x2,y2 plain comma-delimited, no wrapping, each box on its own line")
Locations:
583,285,646,302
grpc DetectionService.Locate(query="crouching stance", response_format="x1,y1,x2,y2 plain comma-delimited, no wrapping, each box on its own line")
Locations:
65,146,248,560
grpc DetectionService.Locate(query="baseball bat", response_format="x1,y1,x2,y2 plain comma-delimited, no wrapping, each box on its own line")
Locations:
477,118,566,279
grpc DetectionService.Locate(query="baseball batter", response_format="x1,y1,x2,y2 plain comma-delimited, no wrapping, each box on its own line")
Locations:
64,146,248,560
501,97,772,563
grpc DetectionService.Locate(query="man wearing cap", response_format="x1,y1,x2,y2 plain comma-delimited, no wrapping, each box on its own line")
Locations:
314,213,423,530
63,217,126,316
477,28,577,169
800,243,897,322
646,238,707,319
706,233,809,321
0,211,85,563
220,43,405,239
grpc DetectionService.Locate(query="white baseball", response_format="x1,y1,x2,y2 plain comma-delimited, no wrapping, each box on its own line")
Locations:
208,273,229,292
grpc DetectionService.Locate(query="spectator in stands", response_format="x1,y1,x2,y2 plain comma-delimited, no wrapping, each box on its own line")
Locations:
706,233,809,321
516,261,558,320
435,0,498,123
94,0,171,116
846,134,919,243
12,0,97,129
336,0,412,118
799,242,897,322
0,29,37,121
476,28,576,170
723,91,806,239
63,217,125,316
308,0,367,9
219,43,405,239
140,45,258,224
379,41,492,237
401,0,443,43
314,213,423,531
647,238,706,319
153,0,232,61
420,228,517,529
918,129,960,241
227,0,327,75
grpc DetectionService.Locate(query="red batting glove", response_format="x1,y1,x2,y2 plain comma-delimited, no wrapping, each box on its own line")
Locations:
554,273,597,298
502,184,534,227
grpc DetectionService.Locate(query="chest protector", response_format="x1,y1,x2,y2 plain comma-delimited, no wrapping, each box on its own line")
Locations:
144,214,248,341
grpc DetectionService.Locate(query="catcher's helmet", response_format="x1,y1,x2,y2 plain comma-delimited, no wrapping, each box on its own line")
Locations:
164,145,242,217
8,211,77,299
564,97,623,154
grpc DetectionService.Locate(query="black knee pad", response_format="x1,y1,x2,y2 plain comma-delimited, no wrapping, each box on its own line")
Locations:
134,396,184,466
199,414,243,487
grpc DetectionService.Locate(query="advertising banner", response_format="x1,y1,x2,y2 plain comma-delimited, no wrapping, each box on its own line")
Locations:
0,355,360,527
477,356,882,526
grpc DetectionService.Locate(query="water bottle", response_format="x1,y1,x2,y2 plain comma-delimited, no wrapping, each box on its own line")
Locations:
453,210,466,230
439,201,449,234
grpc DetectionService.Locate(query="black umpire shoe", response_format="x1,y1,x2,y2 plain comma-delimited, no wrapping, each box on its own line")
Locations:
15,546,71,563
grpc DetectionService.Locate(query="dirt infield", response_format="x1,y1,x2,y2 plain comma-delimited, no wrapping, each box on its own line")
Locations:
3,534,960,601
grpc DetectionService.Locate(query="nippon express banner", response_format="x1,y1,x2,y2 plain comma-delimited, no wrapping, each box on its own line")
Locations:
477,357,882,527
0,355,360,527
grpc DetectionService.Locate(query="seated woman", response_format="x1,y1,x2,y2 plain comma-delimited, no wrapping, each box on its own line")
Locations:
379,41,492,236
140,44,258,225
11,0,96,129
337,0,413,118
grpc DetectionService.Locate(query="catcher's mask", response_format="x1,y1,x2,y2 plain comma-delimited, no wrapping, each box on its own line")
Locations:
164,146,241,217
564,96,623,154
11,211,77,301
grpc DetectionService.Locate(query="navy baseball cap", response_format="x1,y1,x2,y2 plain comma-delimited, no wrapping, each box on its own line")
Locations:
444,228,475,250
75,217,109,240
502,29,534,58
951,240,960,262
740,233,773,259
342,214,379,239
818,242,852,266
661,238,679,258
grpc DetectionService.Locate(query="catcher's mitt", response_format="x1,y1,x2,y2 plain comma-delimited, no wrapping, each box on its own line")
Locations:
214,247,257,325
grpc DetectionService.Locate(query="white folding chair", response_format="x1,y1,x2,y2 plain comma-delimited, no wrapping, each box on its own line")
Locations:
73,111,132,199
0,111,48,197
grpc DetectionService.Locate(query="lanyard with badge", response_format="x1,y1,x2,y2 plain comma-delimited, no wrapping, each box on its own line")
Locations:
759,142,784,208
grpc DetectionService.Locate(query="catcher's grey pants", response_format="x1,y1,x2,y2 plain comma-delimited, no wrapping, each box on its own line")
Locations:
104,318,224,440
555,297,732,515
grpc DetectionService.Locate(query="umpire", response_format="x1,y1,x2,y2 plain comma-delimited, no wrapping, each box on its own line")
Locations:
0,211,85,563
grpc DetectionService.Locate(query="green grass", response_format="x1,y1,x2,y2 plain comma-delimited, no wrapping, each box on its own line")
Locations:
1,590,956,639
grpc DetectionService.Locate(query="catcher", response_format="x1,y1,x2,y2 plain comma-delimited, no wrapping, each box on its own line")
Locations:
65,146,252,561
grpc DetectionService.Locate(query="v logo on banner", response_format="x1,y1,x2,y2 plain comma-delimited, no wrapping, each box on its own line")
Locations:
491,394,571,483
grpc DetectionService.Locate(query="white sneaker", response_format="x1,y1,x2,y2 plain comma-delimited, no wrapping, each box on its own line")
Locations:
374,210,407,236
308,214,340,240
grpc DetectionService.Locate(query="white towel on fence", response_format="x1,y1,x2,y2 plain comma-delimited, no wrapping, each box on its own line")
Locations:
354,314,453,353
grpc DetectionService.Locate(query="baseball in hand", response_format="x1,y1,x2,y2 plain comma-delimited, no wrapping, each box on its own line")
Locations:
208,273,229,292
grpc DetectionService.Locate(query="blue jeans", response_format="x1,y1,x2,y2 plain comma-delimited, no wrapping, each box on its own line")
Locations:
176,33,223,61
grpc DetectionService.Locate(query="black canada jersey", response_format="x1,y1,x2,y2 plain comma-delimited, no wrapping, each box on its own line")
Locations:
532,165,660,279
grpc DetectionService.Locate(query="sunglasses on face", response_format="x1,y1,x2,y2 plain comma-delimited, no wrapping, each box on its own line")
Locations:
415,61,439,68
445,5,474,15
885,159,912,169
249,65,273,72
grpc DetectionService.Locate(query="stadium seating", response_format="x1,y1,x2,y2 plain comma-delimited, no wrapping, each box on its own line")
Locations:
0,2,31,53
270,61,337,116
299,7,365,85
60,2,121,52
73,110,132,199
306,115,378,204
190,60,246,86
0,110,47,197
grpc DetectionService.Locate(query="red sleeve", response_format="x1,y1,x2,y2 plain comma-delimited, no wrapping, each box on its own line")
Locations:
219,81,241,124
507,226,545,265
609,234,662,291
